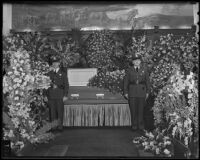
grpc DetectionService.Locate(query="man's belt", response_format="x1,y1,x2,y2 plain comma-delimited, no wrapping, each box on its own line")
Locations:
129,82,145,85
51,84,64,89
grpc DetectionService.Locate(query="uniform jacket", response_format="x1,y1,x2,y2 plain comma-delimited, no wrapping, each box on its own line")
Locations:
46,69,69,99
123,64,150,98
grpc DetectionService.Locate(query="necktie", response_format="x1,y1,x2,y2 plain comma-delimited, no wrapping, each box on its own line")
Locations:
136,67,139,72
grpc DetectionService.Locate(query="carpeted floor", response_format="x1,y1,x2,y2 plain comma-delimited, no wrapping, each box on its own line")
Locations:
19,127,143,158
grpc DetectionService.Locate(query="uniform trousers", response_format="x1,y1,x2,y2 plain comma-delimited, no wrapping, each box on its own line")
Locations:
128,97,145,130
48,99,64,127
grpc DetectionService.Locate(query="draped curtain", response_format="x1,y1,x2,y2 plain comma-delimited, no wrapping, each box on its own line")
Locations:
63,104,131,126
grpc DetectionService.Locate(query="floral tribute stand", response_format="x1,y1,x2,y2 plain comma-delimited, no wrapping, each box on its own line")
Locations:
2,34,61,156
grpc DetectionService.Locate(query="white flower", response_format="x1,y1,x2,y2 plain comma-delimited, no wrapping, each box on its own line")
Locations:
13,84,17,89
16,141,24,149
144,145,150,150
14,96,19,100
168,94,173,97
150,141,154,146
13,78,19,82
28,121,35,127
163,149,170,155
172,126,177,137
184,137,188,146
14,70,20,75
8,130,14,137
142,142,148,146
148,132,154,139
155,148,160,154
18,79,22,83
163,136,170,140
8,71,12,75
164,141,171,146
13,59,17,63
177,122,183,127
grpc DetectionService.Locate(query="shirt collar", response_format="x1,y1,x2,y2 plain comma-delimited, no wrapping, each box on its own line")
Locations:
54,68,59,73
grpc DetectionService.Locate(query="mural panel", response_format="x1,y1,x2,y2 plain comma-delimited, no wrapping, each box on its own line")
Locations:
12,3,194,31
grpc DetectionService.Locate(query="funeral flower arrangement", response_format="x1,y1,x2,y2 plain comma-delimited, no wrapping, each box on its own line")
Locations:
150,34,198,149
3,36,58,153
88,34,151,94
7,32,81,68
127,35,150,58
133,128,174,157
149,34,198,95
49,37,80,68
149,60,174,95
85,30,117,71
88,70,125,95
134,64,198,158
132,34,198,158
153,64,198,146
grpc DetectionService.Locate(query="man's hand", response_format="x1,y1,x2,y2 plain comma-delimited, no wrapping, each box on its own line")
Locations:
44,96,48,102
53,84,57,89
124,94,128,100
145,93,149,100
63,96,68,102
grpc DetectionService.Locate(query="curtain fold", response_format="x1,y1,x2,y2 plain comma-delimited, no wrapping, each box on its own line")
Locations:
63,104,131,126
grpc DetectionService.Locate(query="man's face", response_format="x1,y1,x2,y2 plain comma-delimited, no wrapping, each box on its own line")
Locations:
52,62,60,69
132,59,141,66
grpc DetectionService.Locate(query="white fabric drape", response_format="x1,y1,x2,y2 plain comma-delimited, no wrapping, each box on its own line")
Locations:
63,104,131,126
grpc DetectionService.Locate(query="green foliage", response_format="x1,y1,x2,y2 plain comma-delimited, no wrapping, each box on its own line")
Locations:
149,34,199,95
85,30,117,71
88,70,125,95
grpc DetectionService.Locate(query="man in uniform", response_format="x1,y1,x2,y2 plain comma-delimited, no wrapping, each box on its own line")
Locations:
124,55,150,132
46,56,69,131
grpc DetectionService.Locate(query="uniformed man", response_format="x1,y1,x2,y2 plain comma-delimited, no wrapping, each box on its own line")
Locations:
124,55,150,132
46,56,69,131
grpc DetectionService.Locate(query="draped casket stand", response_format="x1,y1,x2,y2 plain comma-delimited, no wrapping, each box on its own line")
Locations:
64,68,131,127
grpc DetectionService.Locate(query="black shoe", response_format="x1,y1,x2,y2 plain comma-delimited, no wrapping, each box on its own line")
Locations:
57,126,63,132
138,129,145,135
131,126,137,131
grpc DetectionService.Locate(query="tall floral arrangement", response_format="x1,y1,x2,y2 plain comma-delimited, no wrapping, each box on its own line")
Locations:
152,64,198,146
3,33,51,124
49,37,80,68
134,67,198,157
132,33,198,158
126,34,152,65
3,35,58,153
3,34,23,72
149,34,198,95
85,30,116,71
